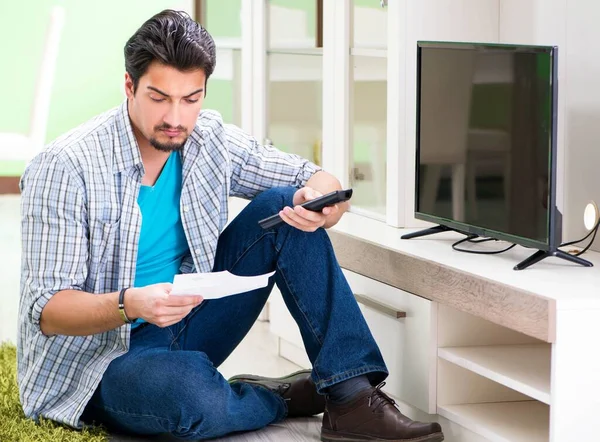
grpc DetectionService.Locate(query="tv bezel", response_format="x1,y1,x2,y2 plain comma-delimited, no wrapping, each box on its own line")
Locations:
414,41,560,251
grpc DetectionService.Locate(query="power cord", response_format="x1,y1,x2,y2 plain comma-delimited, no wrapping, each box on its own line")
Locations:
559,217,600,257
452,216,600,257
452,235,517,255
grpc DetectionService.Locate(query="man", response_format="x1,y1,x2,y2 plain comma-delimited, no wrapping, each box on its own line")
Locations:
18,9,444,442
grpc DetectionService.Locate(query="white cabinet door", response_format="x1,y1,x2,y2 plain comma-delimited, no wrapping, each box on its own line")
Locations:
268,268,437,414
342,270,437,414
269,287,303,348
268,287,311,368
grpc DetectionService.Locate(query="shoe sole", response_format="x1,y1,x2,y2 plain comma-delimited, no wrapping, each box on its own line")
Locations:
228,368,312,384
321,428,444,442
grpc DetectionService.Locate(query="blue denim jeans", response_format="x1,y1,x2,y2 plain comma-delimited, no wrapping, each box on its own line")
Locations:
81,187,388,440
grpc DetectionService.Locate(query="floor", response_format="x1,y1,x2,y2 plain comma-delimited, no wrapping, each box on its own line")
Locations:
0,195,322,441
0,195,20,345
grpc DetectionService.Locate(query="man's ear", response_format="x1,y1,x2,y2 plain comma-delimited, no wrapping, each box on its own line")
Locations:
124,73,135,99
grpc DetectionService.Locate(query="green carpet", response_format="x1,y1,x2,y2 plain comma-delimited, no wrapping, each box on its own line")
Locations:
0,342,108,442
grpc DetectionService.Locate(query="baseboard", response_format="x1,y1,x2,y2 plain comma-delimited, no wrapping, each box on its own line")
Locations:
0,177,20,194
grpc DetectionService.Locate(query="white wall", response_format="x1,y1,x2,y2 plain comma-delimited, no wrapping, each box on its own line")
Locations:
563,2,600,251
500,0,600,251
407,0,595,250
402,0,500,226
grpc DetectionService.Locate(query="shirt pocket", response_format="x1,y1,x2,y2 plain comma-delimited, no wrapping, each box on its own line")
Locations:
88,219,120,280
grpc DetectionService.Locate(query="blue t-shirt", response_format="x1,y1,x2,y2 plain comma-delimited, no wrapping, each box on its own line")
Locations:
132,151,189,327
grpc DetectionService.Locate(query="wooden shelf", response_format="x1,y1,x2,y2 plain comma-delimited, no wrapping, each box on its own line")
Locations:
438,345,551,404
438,401,549,442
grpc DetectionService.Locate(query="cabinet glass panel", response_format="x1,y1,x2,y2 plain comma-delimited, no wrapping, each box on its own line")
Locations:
351,55,387,216
267,52,322,165
269,0,318,50
204,0,242,39
200,1,242,126
204,49,242,126
352,0,387,50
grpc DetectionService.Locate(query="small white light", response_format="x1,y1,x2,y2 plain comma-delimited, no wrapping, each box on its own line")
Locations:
583,201,599,231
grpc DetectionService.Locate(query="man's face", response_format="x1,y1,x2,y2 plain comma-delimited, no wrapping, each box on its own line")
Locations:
125,61,206,152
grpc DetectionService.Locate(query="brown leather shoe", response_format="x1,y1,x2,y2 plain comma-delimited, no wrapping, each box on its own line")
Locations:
321,382,444,441
228,369,326,417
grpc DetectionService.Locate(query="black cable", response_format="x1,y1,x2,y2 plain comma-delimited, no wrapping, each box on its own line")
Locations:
573,226,598,256
560,217,600,248
452,235,517,255
559,218,600,257
451,215,600,257
555,215,600,258
466,237,497,244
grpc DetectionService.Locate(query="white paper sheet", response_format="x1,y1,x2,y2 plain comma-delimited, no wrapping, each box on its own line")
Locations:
170,270,276,299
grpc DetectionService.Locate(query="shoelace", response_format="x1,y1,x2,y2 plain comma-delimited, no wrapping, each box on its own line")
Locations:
277,382,292,401
367,382,398,412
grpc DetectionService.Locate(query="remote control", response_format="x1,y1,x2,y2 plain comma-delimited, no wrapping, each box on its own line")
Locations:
258,189,353,230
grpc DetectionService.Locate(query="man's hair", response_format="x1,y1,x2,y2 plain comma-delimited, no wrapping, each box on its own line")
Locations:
124,10,216,93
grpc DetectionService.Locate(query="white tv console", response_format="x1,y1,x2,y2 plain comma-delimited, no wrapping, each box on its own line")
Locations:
268,211,600,442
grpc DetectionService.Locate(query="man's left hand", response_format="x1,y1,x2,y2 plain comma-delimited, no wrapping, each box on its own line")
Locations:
279,187,341,232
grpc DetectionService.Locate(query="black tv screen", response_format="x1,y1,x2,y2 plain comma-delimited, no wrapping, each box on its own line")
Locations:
415,42,559,250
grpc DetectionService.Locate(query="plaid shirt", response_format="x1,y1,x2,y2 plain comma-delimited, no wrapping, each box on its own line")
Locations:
17,101,320,428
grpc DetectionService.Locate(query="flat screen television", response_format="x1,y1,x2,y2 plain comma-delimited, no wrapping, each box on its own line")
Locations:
404,41,591,270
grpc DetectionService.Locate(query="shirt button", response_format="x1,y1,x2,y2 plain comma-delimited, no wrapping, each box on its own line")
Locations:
183,206,190,213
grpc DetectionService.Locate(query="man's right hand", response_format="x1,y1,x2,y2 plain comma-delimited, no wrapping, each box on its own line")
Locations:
125,283,203,328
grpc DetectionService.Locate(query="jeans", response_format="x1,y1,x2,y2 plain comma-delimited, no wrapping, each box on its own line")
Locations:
81,186,388,440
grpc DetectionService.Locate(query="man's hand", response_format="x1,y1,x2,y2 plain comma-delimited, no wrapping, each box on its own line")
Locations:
279,186,341,232
125,283,203,328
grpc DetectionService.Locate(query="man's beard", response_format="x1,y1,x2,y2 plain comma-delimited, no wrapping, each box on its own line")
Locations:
150,124,188,152
149,137,187,152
